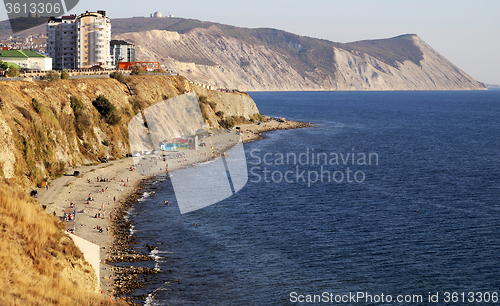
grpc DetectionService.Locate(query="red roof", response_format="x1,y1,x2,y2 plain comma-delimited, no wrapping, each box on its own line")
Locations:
174,138,189,144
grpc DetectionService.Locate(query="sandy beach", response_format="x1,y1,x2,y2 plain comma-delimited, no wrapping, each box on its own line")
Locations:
36,120,311,302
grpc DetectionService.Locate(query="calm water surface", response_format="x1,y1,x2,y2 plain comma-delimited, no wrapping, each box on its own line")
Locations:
125,90,500,305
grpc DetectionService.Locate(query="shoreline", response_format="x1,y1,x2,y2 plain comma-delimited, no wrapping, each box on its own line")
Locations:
37,120,313,304
240,120,313,143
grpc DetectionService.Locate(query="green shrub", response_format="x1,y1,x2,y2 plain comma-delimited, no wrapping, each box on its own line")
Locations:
92,95,121,125
198,95,209,104
131,64,144,75
252,113,267,122
215,110,224,118
32,98,41,113
129,97,145,114
110,71,126,83
70,96,85,115
102,140,110,146
60,70,70,80
219,117,235,129
6,66,19,77
45,70,60,82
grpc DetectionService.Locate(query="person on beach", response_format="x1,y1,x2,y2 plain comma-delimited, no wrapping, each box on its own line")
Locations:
164,200,169,206
113,196,116,203
106,226,109,235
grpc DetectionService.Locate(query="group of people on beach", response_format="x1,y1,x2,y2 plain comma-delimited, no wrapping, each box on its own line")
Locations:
97,176,116,182
95,225,109,234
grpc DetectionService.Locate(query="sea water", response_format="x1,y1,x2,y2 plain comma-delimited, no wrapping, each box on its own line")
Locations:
126,90,500,305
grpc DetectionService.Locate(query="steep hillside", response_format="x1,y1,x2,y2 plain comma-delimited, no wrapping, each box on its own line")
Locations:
0,75,259,187
0,181,126,305
112,17,485,91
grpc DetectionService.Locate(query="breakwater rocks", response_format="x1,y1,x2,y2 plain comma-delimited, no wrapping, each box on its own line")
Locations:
108,179,159,302
241,120,314,143
114,266,160,296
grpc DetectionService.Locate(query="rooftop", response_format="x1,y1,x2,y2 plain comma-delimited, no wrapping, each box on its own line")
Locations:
110,40,134,46
0,50,50,58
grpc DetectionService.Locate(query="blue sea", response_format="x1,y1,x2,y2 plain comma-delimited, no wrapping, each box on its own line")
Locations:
125,90,500,305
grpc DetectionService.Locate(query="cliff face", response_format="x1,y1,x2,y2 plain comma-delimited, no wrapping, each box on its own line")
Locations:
117,29,485,91
118,29,317,91
328,36,483,90
0,76,259,185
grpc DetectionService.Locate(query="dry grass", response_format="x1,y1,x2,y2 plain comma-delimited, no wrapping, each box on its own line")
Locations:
0,182,128,305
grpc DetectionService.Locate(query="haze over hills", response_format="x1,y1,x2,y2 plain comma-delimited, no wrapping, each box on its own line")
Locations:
1,17,486,91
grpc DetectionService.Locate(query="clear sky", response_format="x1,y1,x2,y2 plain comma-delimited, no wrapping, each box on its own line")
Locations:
2,0,499,84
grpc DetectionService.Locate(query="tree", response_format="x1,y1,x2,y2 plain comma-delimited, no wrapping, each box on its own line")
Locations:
131,64,144,75
60,70,70,80
0,60,7,70
92,95,122,125
45,70,60,82
6,66,19,77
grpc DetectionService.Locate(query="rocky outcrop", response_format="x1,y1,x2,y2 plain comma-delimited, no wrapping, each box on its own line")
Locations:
117,30,485,91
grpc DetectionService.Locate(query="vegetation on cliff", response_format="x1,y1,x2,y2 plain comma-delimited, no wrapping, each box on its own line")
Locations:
0,75,256,186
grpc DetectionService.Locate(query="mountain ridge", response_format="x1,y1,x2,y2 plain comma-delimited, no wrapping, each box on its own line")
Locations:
110,17,484,91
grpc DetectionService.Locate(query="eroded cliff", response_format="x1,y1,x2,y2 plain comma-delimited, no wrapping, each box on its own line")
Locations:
116,28,485,91
0,75,260,186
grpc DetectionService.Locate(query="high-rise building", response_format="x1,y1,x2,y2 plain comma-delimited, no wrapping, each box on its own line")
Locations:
46,15,77,69
47,10,111,69
110,40,135,65
76,11,111,69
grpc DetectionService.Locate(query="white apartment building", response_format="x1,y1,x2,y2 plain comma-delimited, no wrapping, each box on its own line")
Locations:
46,11,112,69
